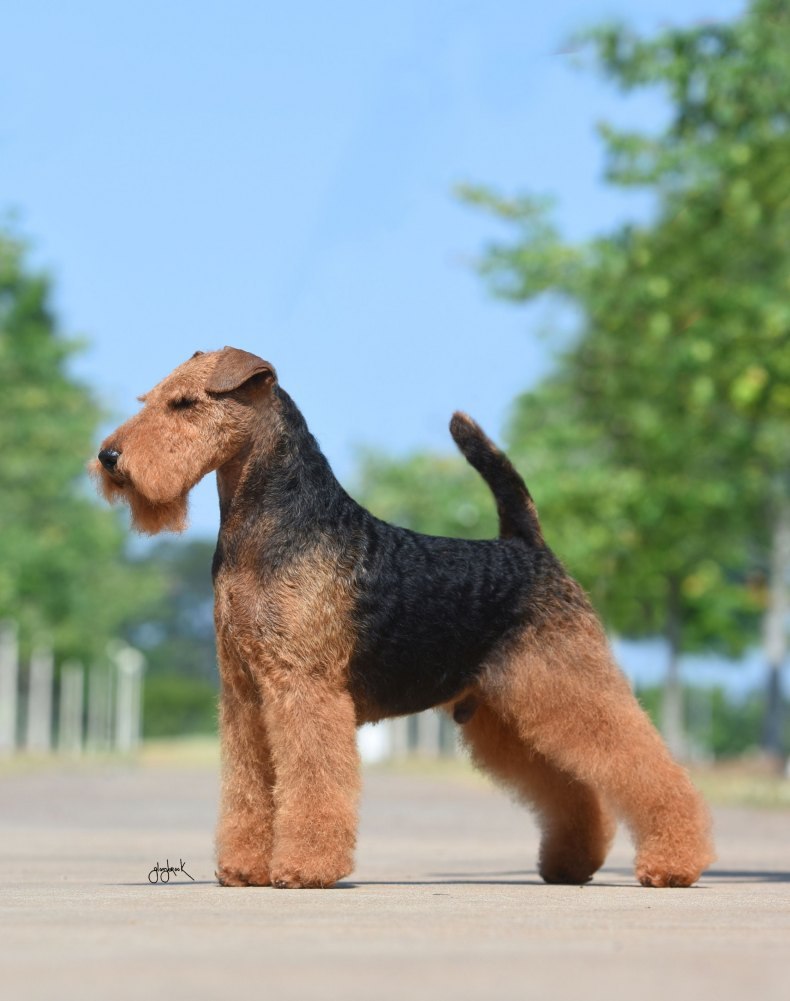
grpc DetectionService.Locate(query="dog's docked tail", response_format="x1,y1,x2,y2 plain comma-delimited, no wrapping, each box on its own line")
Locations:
450,412,545,547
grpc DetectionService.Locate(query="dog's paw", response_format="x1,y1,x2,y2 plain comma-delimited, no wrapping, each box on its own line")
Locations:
215,861,271,887
539,859,598,885
635,835,713,888
270,857,352,889
635,849,707,887
635,863,703,888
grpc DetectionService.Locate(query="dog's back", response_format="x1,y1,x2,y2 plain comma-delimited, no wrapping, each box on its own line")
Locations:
346,419,576,721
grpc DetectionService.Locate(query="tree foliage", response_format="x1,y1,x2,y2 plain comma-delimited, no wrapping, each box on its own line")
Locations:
125,539,218,682
0,231,163,663
460,1,790,659
359,2,790,754
353,448,497,540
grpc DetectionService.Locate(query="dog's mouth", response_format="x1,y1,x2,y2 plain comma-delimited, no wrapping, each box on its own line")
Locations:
94,442,144,491
89,457,188,534
106,468,130,487
90,456,130,487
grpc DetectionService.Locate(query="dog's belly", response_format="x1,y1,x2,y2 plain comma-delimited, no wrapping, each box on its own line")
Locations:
348,621,511,720
347,532,535,719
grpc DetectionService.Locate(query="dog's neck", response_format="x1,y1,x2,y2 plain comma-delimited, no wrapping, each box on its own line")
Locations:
215,387,357,566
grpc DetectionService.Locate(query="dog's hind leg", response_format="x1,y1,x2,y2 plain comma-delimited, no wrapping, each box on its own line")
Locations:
459,701,617,884
479,617,715,887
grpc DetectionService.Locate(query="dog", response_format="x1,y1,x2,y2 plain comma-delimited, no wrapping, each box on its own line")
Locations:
91,346,714,889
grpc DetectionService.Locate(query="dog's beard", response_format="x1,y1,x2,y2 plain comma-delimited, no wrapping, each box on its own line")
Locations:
125,490,188,534
89,461,189,534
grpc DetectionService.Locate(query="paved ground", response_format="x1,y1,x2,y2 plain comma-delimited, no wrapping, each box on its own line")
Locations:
1,759,788,1001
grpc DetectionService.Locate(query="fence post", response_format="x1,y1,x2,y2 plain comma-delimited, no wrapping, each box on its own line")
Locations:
388,717,410,759
58,661,84,756
87,663,112,752
25,644,54,753
113,645,145,753
415,709,441,758
0,621,18,755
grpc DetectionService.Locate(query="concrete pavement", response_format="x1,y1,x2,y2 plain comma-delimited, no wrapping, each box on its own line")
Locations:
1,758,788,1001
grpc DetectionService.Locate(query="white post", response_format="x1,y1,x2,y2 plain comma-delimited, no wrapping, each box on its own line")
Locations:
438,713,457,757
113,645,145,753
0,621,19,755
58,661,84,756
25,644,54,753
389,717,410,759
416,709,441,758
87,663,112,752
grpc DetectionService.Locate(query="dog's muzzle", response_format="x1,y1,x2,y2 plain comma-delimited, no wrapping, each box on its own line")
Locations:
98,447,121,472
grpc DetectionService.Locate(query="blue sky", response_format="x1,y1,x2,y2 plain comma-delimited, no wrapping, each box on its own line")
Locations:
3,0,744,537
6,0,770,699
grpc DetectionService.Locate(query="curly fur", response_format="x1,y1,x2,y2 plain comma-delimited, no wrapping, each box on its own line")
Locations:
93,347,715,889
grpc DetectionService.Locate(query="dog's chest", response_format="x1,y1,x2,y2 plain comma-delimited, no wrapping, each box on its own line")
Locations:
213,558,356,684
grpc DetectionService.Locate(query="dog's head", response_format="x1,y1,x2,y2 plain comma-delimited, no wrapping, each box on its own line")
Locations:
90,347,277,534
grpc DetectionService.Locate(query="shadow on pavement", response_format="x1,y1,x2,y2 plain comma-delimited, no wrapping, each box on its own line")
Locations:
113,881,219,887
704,869,790,883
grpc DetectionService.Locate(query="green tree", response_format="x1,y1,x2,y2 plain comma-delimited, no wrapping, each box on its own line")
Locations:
353,448,497,540
0,230,163,666
125,538,220,736
462,0,789,756
125,539,217,682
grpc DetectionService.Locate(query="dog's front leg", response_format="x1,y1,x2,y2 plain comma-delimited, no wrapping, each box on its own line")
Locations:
215,678,276,886
260,671,360,889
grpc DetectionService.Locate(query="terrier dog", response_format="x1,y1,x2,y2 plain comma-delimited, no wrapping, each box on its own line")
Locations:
92,346,714,889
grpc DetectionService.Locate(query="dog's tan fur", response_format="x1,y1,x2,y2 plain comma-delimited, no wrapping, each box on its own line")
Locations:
92,347,714,889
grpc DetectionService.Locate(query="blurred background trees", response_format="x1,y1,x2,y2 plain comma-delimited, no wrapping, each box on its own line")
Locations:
125,540,219,737
0,232,163,664
0,233,217,739
1,0,788,761
356,0,790,762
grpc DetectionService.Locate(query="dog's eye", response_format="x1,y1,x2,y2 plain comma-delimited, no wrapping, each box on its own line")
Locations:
169,396,197,410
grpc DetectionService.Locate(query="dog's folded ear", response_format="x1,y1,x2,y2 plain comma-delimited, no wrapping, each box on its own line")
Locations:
205,347,277,394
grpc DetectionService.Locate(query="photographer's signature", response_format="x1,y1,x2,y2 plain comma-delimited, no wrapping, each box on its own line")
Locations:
148,859,195,883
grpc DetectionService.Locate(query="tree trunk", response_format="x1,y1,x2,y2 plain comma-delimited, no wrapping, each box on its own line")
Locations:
761,500,790,766
662,575,686,760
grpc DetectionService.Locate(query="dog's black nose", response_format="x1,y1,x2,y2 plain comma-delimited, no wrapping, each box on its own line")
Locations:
98,448,121,472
